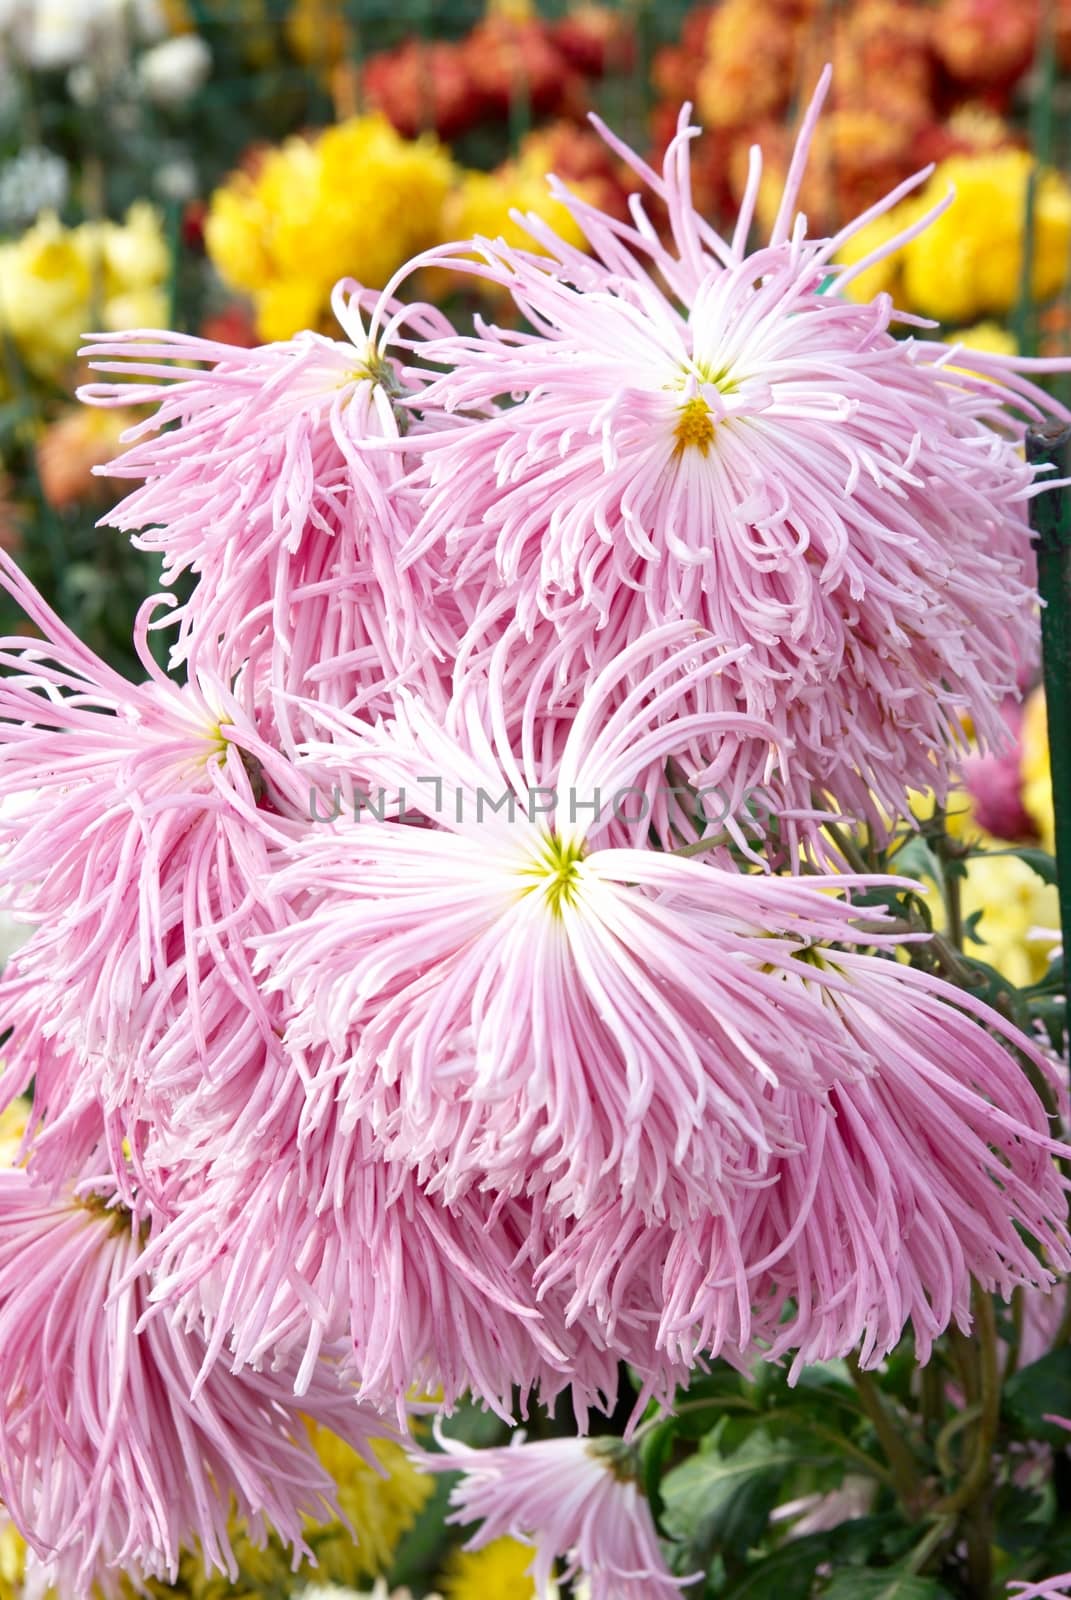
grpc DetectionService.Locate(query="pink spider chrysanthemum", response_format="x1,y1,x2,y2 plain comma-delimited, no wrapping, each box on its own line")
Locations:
534,953,1070,1374
387,70,1071,834
415,1430,691,1600
136,1098,643,1425
0,554,325,1151
0,1163,390,1598
256,627,913,1223
76,282,462,749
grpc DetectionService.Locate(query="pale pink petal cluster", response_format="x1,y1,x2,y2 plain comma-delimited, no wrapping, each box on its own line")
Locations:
1010,1576,1071,1600
417,1431,690,1599
0,1162,384,1593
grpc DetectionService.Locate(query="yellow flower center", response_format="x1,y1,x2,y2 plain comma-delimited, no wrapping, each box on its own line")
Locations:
518,833,587,917
674,395,717,456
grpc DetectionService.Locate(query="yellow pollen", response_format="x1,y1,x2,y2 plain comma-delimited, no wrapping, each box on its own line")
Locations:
518,833,587,917
674,395,717,457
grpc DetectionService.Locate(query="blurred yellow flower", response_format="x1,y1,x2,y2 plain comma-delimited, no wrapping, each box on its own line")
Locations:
285,0,352,67
305,1429,434,1584
957,849,1060,987
946,319,1019,359
424,132,594,304
0,213,92,378
133,1432,432,1600
905,783,1059,987
205,115,455,340
834,209,903,305
0,1510,25,1600
0,205,169,382
440,1536,540,1600
0,1100,30,1169
1021,686,1055,855
840,149,1071,322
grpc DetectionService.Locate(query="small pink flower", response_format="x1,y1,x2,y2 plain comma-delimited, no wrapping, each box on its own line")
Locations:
417,1430,690,1599
959,698,1037,841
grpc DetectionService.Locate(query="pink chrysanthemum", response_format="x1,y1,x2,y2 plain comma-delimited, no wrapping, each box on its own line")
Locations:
534,945,1069,1373
77,282,461,748
256,627,918,1222
0,1163,389,1597
137,1097,643,1425
416,1430,690,1600
0,554,323,1167
386,71,1071,832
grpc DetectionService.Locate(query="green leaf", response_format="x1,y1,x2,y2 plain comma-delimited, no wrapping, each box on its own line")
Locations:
1004,1348,1071,1446
992,1482,1051,1557
721,1528,839,1600
661,1429,828,1566
821,1569,955,1600
641,1418,678,1529
890,834,943,885
723,1516,918,1600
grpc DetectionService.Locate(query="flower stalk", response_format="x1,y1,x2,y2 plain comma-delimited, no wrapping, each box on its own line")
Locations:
1027,420,1071,1059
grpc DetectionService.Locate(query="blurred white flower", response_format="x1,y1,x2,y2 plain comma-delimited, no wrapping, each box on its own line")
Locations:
154,154,198,202
0,145,67,227
136,32,210,106
0,0,163,71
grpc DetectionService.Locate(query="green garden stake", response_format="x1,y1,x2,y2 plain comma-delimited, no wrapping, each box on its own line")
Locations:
1027,420,1071,1057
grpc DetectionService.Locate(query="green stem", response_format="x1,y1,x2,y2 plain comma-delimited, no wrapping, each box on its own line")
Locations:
1026,422,1071,1062
904,1515,956,1577
631,1395,761,1441
823,819,872,876
934,1402,982,1481
932,1294,1001,1595
920,1358,945,1436
846,1353,923,1513
1004,1287,1026,1383
758,1409,897,1491
933,1293,1001,1518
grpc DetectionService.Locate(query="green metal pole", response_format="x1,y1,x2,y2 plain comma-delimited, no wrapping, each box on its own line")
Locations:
1027,421,1071,1058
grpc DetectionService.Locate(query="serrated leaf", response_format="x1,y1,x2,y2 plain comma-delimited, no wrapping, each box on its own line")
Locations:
661,1429,828,1565
1004,1348,1071,1446
821,1568,954,1600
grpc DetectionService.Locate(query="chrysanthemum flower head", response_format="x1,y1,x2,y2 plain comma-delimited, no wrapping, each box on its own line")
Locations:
417,1430,689,1600
391,71,1071,835
0,553,314,1157
661,951,1071,1373
77,281,463,750
259,626,914,1224
0,1163,391,1597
